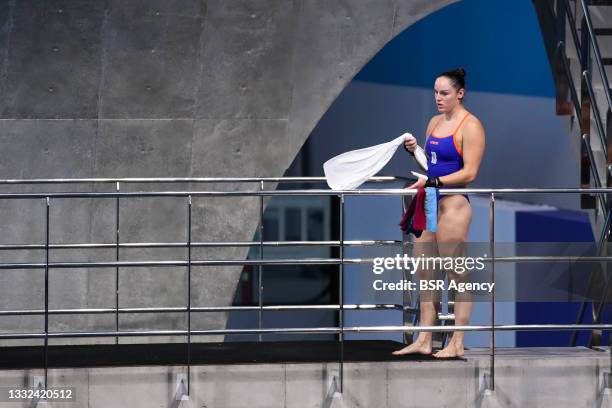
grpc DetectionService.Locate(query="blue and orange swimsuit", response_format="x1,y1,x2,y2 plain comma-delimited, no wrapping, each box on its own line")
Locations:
425,112,471,203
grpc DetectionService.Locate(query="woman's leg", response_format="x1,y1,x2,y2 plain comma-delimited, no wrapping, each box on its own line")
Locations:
392,230,438,355
433,195,472,358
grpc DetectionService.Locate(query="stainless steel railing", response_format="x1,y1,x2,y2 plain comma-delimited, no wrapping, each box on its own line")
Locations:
1,179,611,394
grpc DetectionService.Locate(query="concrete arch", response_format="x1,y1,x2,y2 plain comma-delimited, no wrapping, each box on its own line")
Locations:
0,0,457,342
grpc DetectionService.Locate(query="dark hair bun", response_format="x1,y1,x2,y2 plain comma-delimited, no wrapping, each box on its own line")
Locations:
438,68,466,90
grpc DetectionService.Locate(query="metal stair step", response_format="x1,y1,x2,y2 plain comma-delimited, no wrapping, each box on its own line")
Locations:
588,4,612,28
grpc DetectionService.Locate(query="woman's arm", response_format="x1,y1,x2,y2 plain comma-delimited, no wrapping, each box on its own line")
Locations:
438,117,485,186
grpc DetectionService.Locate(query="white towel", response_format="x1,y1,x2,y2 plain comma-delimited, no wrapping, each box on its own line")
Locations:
323,134,427,190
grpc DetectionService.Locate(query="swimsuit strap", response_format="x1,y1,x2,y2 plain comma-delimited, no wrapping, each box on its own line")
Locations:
451,112,471,135
451,112,471,156
430,112,471,136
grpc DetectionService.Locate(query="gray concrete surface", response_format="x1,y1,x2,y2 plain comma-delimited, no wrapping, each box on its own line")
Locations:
0,347,609,407
0,0,456,344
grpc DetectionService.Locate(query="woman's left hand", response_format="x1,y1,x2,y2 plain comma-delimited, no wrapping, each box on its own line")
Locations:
407,171,427,189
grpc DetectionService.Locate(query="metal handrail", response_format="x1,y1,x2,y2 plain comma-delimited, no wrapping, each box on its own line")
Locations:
0,324,611,340
0,187,610,199
0,240,403,250
584,71,608,153
558,42,583,122
0,304,411,317
584,134,603,189
582,134,608,215
580,0,612,114
0,176,399,185
2,255,612,270
557,0,610,173
563,0,583,63
557,42,607,209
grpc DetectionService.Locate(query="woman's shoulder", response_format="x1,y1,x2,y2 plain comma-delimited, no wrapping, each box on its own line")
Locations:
461,113,485,141
426,114,444,130
424,115,443,137
428,113,444,123
464,112,484,131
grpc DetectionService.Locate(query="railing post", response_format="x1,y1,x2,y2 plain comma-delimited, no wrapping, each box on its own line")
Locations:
44,196,50,390
187,195,192,397
258,181,264,342
115,182,120,345
339,193,345,393
489,192,495,392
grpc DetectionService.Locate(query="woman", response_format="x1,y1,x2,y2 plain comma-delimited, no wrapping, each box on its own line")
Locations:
393,68,485,358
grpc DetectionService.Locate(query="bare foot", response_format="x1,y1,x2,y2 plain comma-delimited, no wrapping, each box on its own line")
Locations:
392,340,432,356
432,341,464,358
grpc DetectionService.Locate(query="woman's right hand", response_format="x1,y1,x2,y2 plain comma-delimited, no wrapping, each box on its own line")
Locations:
403,133,417,152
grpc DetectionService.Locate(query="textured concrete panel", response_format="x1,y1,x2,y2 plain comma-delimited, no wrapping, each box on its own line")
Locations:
3,1,106,118
0,1,11,115
195,364,286,408
46,368,91,408
100,9,203,118
0,119,96,180
343,362,388,408
496,359,596,407
285,363,330,408
110,0,206,20
191,118,289,177
388,361,470,408
88,366,171,408
196,0,298,119
93,119,192,177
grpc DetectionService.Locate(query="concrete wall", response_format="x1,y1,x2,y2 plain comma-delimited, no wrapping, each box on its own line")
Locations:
0,1,457,343
0,348,609,407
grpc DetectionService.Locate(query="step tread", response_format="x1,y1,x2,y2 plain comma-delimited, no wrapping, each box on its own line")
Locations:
589,0,612,6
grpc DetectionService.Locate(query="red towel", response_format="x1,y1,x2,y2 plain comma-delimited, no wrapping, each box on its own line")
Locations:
413,187,426,230
399,187,426,234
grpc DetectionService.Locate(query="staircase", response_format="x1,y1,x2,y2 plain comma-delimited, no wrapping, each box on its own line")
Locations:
535,0,612,347
584,0,612,193
536,0,611,236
